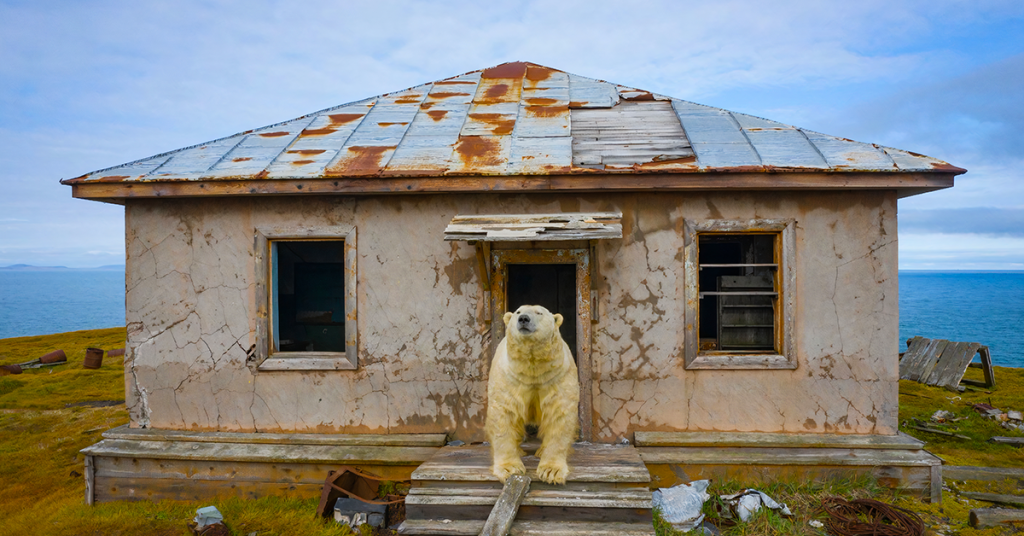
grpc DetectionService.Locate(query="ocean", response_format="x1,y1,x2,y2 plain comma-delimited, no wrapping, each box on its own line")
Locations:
0,270,1021,367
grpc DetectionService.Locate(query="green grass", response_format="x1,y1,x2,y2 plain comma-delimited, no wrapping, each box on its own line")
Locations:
3,328,1024,535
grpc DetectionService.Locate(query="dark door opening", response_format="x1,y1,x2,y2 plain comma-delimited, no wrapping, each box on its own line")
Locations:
506,264,577,361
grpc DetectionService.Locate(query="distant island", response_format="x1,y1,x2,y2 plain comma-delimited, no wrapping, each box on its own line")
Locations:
0,264,125,271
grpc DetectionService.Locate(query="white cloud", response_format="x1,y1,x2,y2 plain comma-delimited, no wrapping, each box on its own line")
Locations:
899,233,1024,270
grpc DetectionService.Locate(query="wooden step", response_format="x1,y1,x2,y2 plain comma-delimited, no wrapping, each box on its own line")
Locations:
408,486,653,508
398,519,656,536
411,442,651,484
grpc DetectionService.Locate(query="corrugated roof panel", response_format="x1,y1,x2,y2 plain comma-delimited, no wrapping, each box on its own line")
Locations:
147,135,246,180
671,100,761,169
324,87,428,176
568,74,619,108
204,118,316,178
883,146,952,171
424,72,479,106
382,135,458,176
571,101,692,168
265,102,374,177
518,70,570,138
743,127,828,169
462,102,519,137
508,136,572,174
732,113,792,130
447,135,511,175
803,131,897,170
82,155,173,182
475,62,525,105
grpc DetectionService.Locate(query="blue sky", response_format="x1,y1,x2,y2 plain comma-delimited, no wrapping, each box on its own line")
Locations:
1,0,1022,269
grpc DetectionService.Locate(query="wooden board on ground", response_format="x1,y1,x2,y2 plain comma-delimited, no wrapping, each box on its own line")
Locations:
398,519,656,536
970,508,1024,529
962,492,1024,506
900,336,994,390
634,431,924,449
944,466,1024,482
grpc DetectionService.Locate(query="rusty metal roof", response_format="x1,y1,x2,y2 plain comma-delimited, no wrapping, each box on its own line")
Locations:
62,62,964,186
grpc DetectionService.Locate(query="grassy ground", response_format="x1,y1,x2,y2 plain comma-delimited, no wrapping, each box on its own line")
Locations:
2,328,1023,535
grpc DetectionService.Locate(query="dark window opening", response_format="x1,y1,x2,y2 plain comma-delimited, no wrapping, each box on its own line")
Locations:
506,263,577,361
698,234,777,352
273,240,346,353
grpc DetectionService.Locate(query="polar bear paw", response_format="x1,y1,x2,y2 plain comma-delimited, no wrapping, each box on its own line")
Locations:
536,459,569,485
492,460,526,483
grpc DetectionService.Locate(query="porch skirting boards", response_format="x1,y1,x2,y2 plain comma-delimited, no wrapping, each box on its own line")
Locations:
80,425,446,504
635,431,943,503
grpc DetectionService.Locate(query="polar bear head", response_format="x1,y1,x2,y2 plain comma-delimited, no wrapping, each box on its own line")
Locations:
504,305,563,344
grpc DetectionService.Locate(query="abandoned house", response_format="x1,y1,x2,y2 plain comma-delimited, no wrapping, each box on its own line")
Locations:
66,62,964,518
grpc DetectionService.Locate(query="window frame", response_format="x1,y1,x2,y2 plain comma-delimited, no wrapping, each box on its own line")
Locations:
252,225,357,372
683,219,796,370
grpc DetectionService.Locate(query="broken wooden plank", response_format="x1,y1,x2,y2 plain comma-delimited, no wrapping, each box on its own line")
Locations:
908,424,970,440
444,212,622,242
970,508,1024,529
962,492,1024,506
990,437,1024,446
943,466,1024,482
961,346,996,388
480,475,530,536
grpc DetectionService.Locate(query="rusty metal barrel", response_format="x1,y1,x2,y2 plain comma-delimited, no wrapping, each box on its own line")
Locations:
40,349,67,364
107,348,125,357
0,364,21,375
83,348,104,369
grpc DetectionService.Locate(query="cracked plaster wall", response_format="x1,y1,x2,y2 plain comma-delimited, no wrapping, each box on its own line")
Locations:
124,190,898,441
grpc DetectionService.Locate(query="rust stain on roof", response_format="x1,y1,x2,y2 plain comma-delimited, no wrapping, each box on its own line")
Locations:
378,122,409,127
434,80,476,85
328,113,364,125
525,105,568,118
484,84,510,100
394,96,422,104
288,149,327,155
99,175,130,182
232,157,252,162
621,92,655,101
259,131,291,138
525,97,558,106
292,160,315,166
455,136,503,167
429,92,471,99
526,65,555,82
467,113,516,135
569,101,588,108
482,62,528,79
299,127,337,137
426,110,449,121
326,146,395,176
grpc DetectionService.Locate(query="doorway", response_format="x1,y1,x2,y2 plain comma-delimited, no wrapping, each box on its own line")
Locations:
490,248,593,440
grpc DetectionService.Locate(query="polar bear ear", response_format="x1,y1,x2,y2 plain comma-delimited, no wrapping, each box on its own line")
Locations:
504,312,513,326
553,313,563,327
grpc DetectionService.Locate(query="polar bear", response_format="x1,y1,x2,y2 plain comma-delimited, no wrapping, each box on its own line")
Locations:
485,305,580,485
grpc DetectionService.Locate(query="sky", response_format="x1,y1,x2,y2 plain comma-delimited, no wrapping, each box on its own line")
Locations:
1,0,1022,270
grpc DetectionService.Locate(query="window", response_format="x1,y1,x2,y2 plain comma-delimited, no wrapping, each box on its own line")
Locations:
252,226,357,371
683,219,795,369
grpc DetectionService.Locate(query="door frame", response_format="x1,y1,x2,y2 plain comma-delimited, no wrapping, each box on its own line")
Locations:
490,248,593,441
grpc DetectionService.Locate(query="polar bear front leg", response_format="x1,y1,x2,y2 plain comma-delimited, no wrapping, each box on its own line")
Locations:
535,384,579,485
485,396,527,483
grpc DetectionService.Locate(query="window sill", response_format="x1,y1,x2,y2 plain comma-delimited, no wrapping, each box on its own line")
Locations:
257,353,357,371
687,353,796,370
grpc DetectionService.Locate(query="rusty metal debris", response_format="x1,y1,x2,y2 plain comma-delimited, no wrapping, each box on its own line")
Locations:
316,466,406,528
819,497,923,536
0,364,22,375
83,348,104,369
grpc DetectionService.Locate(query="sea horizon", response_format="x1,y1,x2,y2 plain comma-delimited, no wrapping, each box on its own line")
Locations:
1,268,1022,368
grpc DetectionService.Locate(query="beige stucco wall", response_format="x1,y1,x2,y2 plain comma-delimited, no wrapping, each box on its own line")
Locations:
123,190,899,441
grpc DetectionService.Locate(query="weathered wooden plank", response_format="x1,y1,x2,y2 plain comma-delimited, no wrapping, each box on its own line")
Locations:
571,101,691,169
970,508,1024,529
638,446,941,467
82,438,438,465
960,345,995,388
407,488,651,509
93,456,414,484
94,475,323,503
944,466,1024,482
102,425,445,447
480,475,530,536
991,437,1024,446
70,171,956,200
406,504,652,524
444,212,622,242
962,492,1024,506
899,336,929,379
634,431,924,450
398,519,656,536
412,444,650,484
912,338,949,383
925,341,970,388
